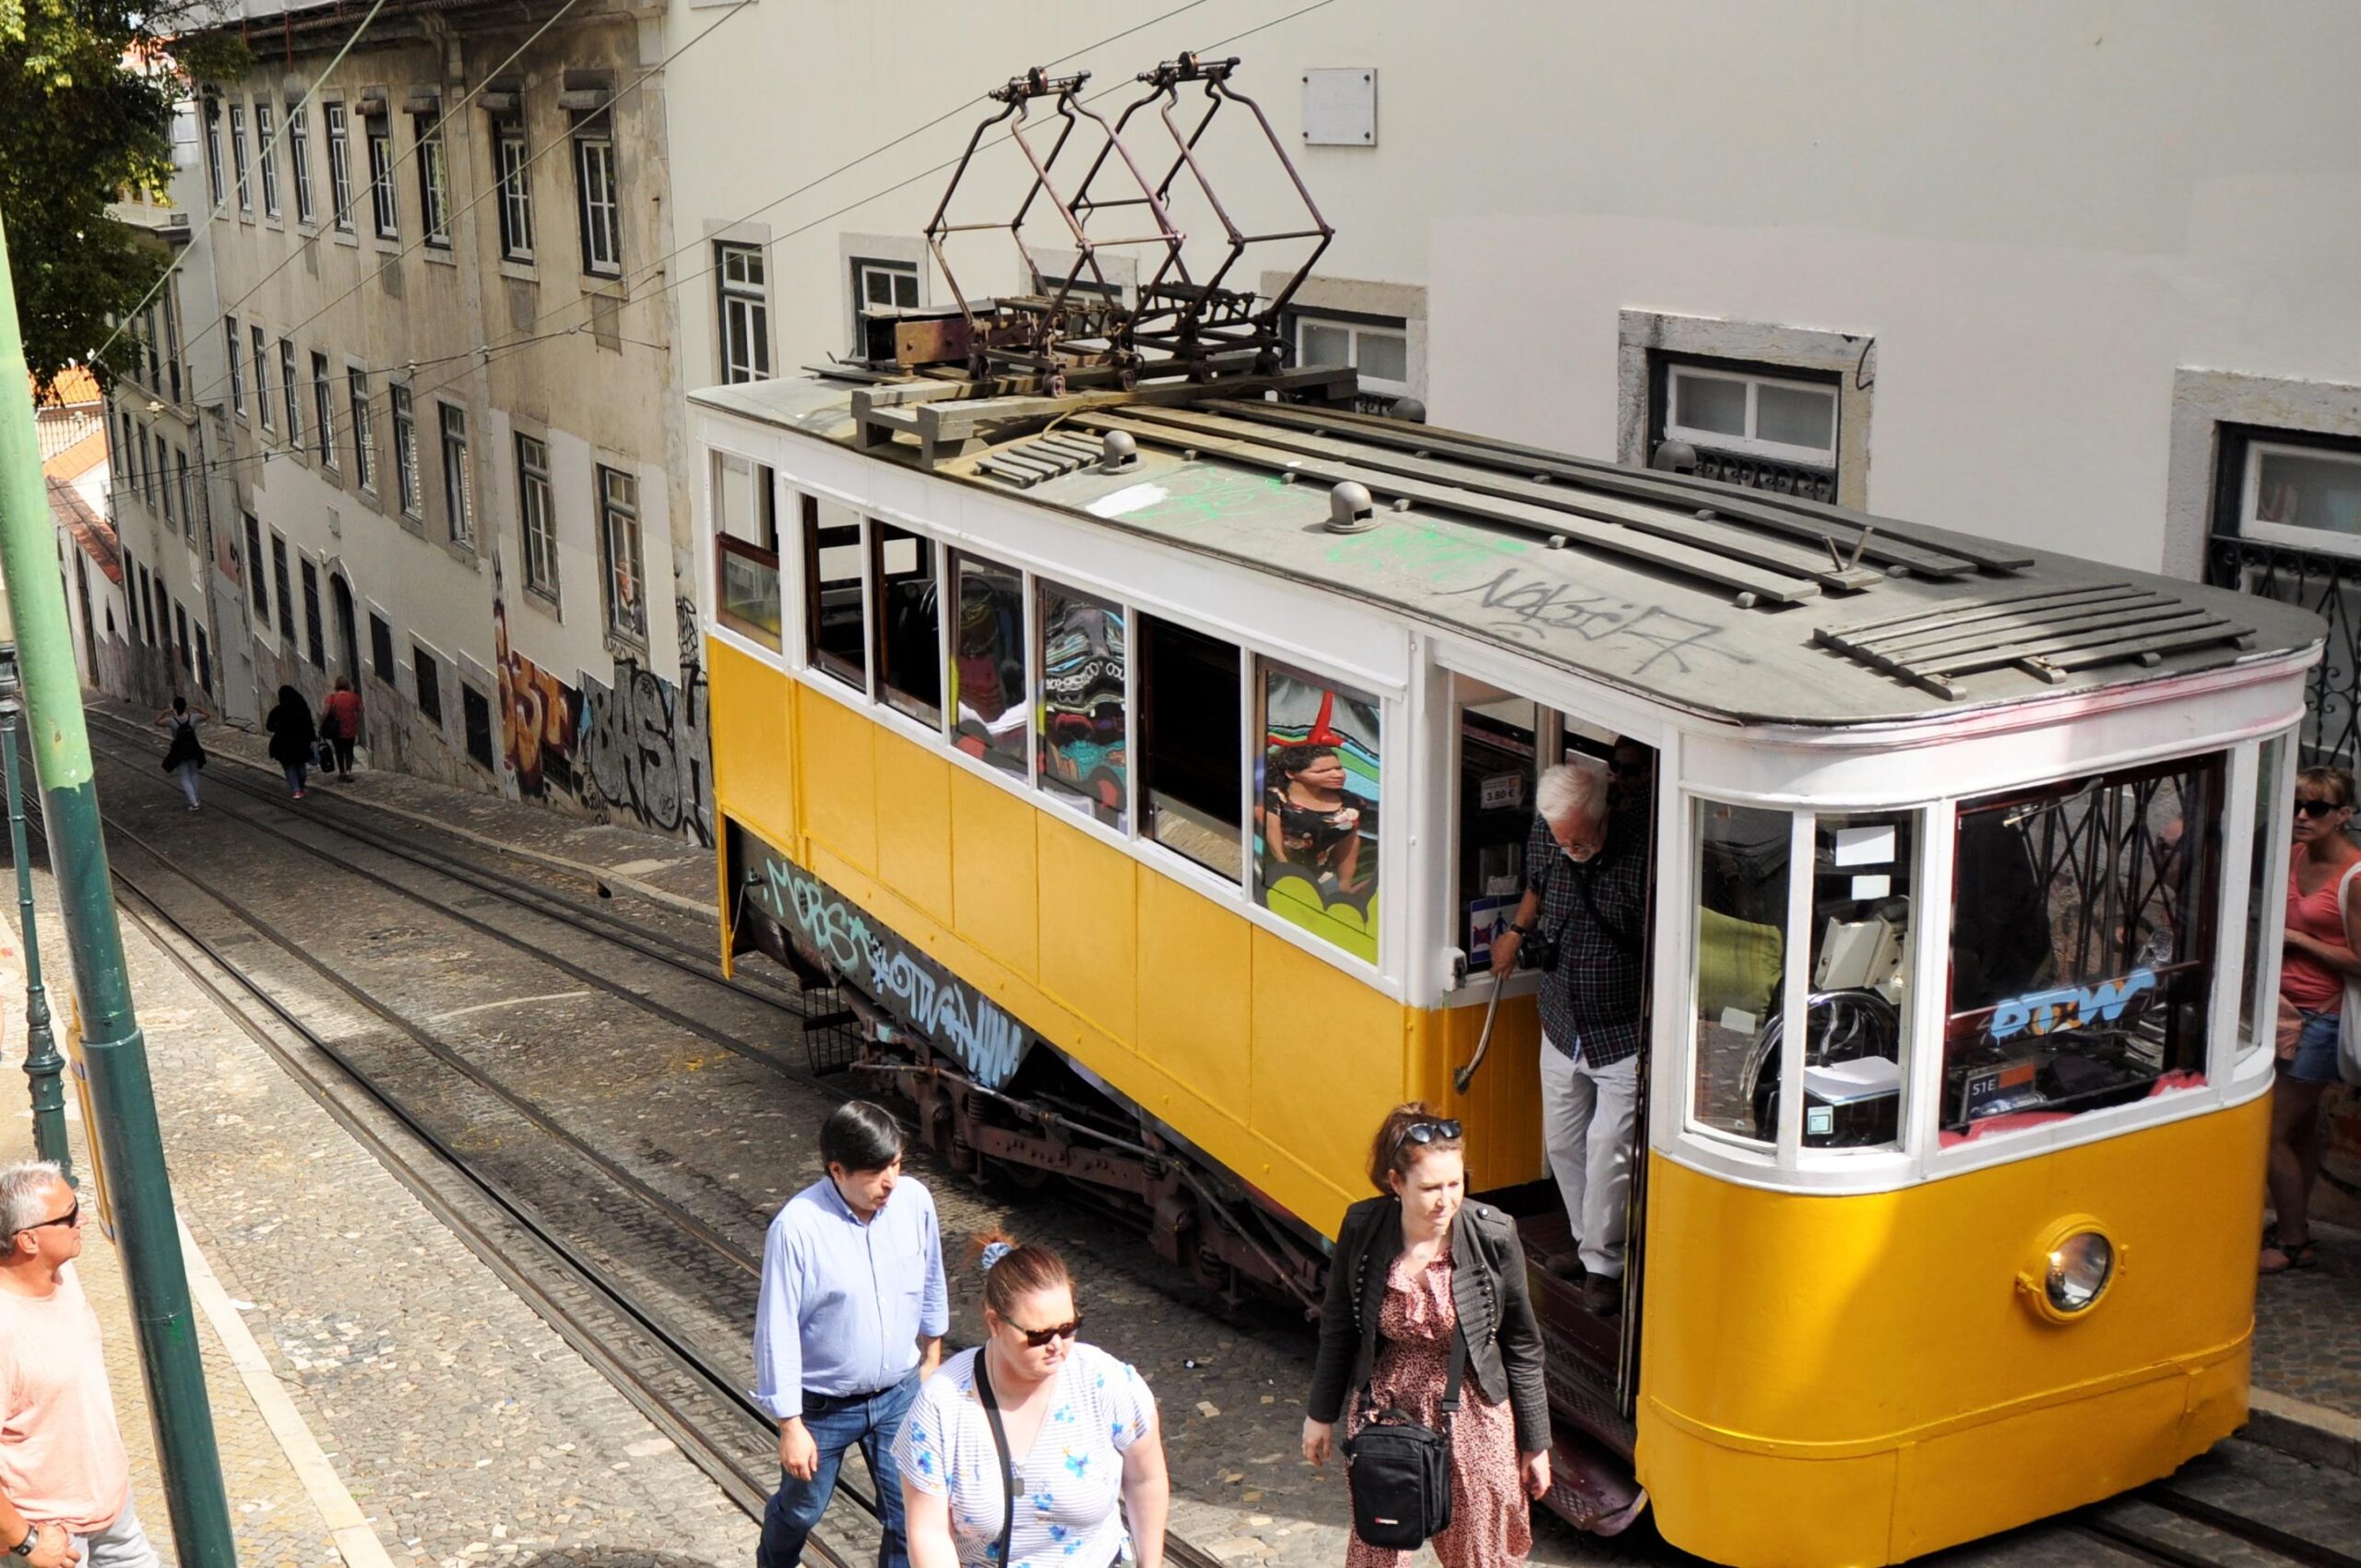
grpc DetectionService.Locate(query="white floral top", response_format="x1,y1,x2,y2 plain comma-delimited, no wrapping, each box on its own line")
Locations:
891,1343,1156,1568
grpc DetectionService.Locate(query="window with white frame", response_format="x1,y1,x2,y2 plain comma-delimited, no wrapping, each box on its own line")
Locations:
439,402,473,543
230,101,252,212
225,318,244,416
365,115,397,239
175,449,194,540
494,120,534,262
574,125,621,277
1293,311,1408,404
252,327,273,433
348,367,375,493
850,257,919,350
1657,360,1841,500
416,114,451,247
598,465,645,641
255,101,280,217
392,383,421,519
717,243,770,385
2221,430,2361,558
203,99,225,208
516,433,557,597
311,351,336,468
287,103,314,224
325,103,354,232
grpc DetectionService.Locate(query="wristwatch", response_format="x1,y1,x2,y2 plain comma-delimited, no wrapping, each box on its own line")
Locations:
12,1524,41,1558
1507,921,1535,938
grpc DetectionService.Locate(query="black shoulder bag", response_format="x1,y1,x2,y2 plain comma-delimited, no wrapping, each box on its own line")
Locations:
975,1354,1019,1568
1340,1325,1467,1550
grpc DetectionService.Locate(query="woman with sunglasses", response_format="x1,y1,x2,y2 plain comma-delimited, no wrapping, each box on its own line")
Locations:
1302,1107,1550,1568
896,1236,1169,1568
2268,766,2361,1273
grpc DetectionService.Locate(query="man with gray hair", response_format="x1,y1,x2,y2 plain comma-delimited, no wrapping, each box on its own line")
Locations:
0,1161,160,1568
1490,762,1649,1314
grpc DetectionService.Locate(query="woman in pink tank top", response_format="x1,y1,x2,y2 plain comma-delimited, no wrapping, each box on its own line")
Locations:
2268,765,2361,1273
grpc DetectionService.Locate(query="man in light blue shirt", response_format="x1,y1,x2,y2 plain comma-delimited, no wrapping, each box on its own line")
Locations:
753,1102,948,1568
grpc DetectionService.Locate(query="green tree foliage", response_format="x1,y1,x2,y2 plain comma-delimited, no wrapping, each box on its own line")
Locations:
1,0,230,397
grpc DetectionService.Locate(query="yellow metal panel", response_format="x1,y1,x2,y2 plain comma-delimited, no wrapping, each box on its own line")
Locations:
1405,995,1547,1194
1035,814,1139,1047
1138,872,1252,1113
1639,1092,2269,1565
706,640,800,856
872,728,955,926
799,686,878,875
949,769,1039,979
1250,927,1409,1236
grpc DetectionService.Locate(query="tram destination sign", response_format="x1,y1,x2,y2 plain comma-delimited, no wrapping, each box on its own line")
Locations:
730,826,1026,1089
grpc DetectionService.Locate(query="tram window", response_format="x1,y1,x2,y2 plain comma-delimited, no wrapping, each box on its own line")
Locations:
872,523,942,726
1792,811,1916,1149
714,455,781,647
1256,664,1382,964
2237,734,2292,1057
804,499,865,689
1691,801,1790,1145
1038,581,1128,831
949,552,1026,778
1943,754,2225,1143
1459,688,1537,971
1139,617,1243,880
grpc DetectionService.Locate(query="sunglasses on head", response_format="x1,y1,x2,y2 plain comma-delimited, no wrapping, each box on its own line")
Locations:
1403,1119,1462,1146
2296,798,2348,818
1008,1313,1084,1349
24,1199,78,1233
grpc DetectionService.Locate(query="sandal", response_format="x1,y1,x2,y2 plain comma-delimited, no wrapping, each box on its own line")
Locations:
2260,1238,2319,1274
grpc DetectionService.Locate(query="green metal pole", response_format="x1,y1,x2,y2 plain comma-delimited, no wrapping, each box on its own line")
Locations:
0,211,239,1563
0,631,72,1183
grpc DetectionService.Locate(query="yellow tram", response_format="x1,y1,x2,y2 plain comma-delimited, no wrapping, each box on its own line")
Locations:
684,61,2321,1568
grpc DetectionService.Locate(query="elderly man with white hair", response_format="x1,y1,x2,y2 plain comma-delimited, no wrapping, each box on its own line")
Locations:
0,1160,160,1568
1489,763,1649,1315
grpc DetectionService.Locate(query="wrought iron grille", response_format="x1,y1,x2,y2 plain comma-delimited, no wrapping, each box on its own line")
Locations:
2208,538,2361,766
1690,446,1838,504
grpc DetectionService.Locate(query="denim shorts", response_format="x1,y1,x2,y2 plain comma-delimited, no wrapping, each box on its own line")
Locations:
2287,1010,2343,1086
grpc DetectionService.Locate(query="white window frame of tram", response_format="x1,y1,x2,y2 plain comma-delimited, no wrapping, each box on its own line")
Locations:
1662,363,1840,470
574,126,622,278
1294,313,1410,400
2234,438,2361,560
287,103,315,226
255,101,280,218
494,120,535,263
717,243,770,385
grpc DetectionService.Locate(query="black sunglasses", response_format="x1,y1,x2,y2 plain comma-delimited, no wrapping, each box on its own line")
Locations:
1009,1313,1084,1349
2296,799,2348,819
23,1199,78,1233
1404,1119,1463,1146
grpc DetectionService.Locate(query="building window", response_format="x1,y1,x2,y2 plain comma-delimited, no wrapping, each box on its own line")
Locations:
174,603,191,671
140,305,159,390
175,448,195,540
494,120,534,262
287,103,314,225
202,99,224,208
366,115,397,239
162,286,182,403
439,403,473,543
244,514,267,628
255,102,280,217
1655,360,1842,502
279,339,302,443
850,257,918,350
717,243,769,384
302,559,325,668
2217,429,2361,559
516,434,557,597
326,103,354,232
136,426,154,509
391,383,421,519
574,125,621,277
1292,311,1409,408
252,326,272,433
196,626,212,694
413,644,445,726
462,684,495,770
416,115,450,247
230,101,252,212
225,318,244,416
349,367,376,493
311,351,336,468
271,533,294,643
369,612,395,684
598,464,644,641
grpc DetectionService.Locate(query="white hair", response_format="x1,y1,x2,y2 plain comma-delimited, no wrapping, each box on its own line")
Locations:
1535,763,1609,826
0,1161,67,1251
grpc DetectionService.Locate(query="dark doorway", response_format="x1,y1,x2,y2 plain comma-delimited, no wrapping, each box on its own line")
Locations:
330,573,361,685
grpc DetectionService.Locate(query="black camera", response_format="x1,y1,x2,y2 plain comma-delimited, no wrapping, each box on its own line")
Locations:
1525,929,1560,973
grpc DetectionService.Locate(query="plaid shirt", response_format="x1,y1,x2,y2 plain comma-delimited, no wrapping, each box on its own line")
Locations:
1520,812,1648,1066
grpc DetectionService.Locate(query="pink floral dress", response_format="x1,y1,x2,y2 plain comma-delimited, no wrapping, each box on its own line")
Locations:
1344,1251,1531,1568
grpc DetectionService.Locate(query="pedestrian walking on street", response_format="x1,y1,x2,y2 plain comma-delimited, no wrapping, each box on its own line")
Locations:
0,1161,163,1568
1303,1106,1551,1568
895,1237,1168,1568
753,1102,948,1568
153,695,210,811
2266,765,2361,1273
265,683,317,799
321,676,363,778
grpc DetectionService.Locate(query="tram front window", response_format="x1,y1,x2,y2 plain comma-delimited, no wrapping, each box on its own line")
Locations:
1942,754,2225,1142
1691,801,1791,1145
1795,811,1916,1148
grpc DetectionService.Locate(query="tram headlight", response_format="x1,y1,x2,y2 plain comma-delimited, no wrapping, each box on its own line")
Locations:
2019,1218,2119,1322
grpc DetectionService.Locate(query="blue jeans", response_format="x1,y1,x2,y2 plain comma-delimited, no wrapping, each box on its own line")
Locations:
758,1371,918,1568
2288,1009,2343,1086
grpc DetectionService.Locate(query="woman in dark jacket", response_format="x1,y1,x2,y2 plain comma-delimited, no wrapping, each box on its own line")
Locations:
1303,1105,1550,1568
264,684,317,799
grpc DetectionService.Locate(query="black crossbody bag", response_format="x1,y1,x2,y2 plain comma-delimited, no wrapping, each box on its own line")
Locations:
1340,1326,1467,1550
976,1356,1020,1568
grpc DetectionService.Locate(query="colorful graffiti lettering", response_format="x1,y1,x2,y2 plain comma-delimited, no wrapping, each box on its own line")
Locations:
492,600,579,799
1988,969,2158,1040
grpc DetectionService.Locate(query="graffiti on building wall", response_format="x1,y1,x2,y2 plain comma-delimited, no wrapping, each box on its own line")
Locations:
492,600,579,799
576,599,713,845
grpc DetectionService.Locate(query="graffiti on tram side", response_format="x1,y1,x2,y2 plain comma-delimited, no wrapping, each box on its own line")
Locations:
736,831,1026,1087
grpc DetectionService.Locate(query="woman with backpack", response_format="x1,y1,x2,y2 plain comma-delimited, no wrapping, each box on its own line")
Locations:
153,695,210,811
265,684,318,799
1302,1106,1550,1568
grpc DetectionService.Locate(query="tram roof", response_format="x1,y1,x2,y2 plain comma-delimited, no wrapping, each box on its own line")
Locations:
692,373,2323,729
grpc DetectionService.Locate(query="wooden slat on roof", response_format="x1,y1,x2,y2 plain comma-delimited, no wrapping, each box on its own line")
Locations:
1815,585,2254,699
